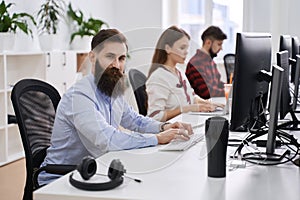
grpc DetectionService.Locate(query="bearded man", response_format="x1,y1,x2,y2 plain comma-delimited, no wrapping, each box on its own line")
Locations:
38,29,192,185
185,26,227,99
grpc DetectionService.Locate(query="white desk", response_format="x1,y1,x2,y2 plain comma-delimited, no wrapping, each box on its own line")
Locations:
33,100,300,200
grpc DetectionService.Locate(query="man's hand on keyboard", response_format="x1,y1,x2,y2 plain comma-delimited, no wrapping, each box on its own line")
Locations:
156,129,190,144
159,133,204,151
163,122,193,135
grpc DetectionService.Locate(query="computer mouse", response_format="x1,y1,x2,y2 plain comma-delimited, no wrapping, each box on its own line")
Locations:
215,106,224,111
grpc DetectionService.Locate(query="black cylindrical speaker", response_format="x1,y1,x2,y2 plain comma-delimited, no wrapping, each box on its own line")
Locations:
205,116,229,178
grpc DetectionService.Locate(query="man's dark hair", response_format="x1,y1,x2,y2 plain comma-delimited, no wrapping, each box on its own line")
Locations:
91,29,128,51
201,26,227,42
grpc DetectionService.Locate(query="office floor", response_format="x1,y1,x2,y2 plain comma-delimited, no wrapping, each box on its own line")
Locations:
0,158,25,200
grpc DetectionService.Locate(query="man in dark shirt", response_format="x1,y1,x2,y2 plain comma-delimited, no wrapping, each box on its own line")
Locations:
186,26,227,99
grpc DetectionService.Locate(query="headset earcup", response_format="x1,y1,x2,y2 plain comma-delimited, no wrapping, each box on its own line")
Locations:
108,159,125,180
77,156,97,180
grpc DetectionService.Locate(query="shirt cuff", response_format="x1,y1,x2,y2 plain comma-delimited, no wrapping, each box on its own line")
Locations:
145,134,158,146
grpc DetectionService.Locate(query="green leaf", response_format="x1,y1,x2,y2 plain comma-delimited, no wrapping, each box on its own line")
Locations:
18,12,36,25
0,2,13,17
14,21,28,34
0,1,35,35
68,2,109,43
36,0,65,35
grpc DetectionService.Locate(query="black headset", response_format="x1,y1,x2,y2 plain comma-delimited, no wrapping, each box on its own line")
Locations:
69,156,125,191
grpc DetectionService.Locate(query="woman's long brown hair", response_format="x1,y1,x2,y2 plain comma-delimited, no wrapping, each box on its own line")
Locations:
148,26,190,77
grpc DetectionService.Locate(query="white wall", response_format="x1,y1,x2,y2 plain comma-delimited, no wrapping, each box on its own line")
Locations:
112,0,163,31
111,0,164,75
243,0,300,63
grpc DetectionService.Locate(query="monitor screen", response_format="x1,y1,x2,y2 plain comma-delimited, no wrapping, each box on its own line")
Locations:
279,35,292,58
291,37,299,83
276,51,300,131
292,55,300,111
292,37,299,58
230,32,272,132
276,51,292,119
266,65,284,154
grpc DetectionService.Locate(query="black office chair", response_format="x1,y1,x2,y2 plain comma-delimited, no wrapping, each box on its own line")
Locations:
128,69,148,116
223,53,235,83
11,79,75,200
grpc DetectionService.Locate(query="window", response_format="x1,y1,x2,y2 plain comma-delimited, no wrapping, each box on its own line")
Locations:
179,0,243,61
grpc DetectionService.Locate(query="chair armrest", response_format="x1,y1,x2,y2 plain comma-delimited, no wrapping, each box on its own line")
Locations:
33,164,76,189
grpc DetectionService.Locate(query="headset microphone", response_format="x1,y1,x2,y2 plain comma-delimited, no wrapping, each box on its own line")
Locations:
126,175,142,183
96,173,142,183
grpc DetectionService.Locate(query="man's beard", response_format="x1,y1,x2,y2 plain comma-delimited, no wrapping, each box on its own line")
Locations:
94,60,125,98
209,47,217,59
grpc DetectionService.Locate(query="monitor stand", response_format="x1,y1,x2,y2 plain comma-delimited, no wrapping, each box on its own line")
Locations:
242,148,290,162
277,110,300,130
240,129,298,165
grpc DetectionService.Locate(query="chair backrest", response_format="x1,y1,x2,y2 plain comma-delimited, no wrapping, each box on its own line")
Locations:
223,53,235,83
11,79,61,200
128,69,148,116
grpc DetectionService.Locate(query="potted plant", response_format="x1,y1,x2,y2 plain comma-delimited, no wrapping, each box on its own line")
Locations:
67,3,108,50
0,0,36,52
36,0,66,51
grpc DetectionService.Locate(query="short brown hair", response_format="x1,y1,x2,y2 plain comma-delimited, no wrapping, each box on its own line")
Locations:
91,29,128,52
201,26,227,42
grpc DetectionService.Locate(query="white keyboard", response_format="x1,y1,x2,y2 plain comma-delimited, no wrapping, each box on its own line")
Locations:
159,133,204,151
188,109,227,116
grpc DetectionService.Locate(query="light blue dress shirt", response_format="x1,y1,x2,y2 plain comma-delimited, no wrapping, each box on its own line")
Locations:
38,74,160,185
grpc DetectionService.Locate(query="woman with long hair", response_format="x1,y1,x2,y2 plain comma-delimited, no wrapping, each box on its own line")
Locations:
146,26,222,122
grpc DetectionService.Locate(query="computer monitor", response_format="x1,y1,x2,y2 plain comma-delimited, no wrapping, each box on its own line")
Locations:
276,51,291,119
238,65,292,163
291,37,299,83
230,32,272,132
276,51,300,130
279,35,292,58
292,37,299,59
266,65,284,154
292,55,300,111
